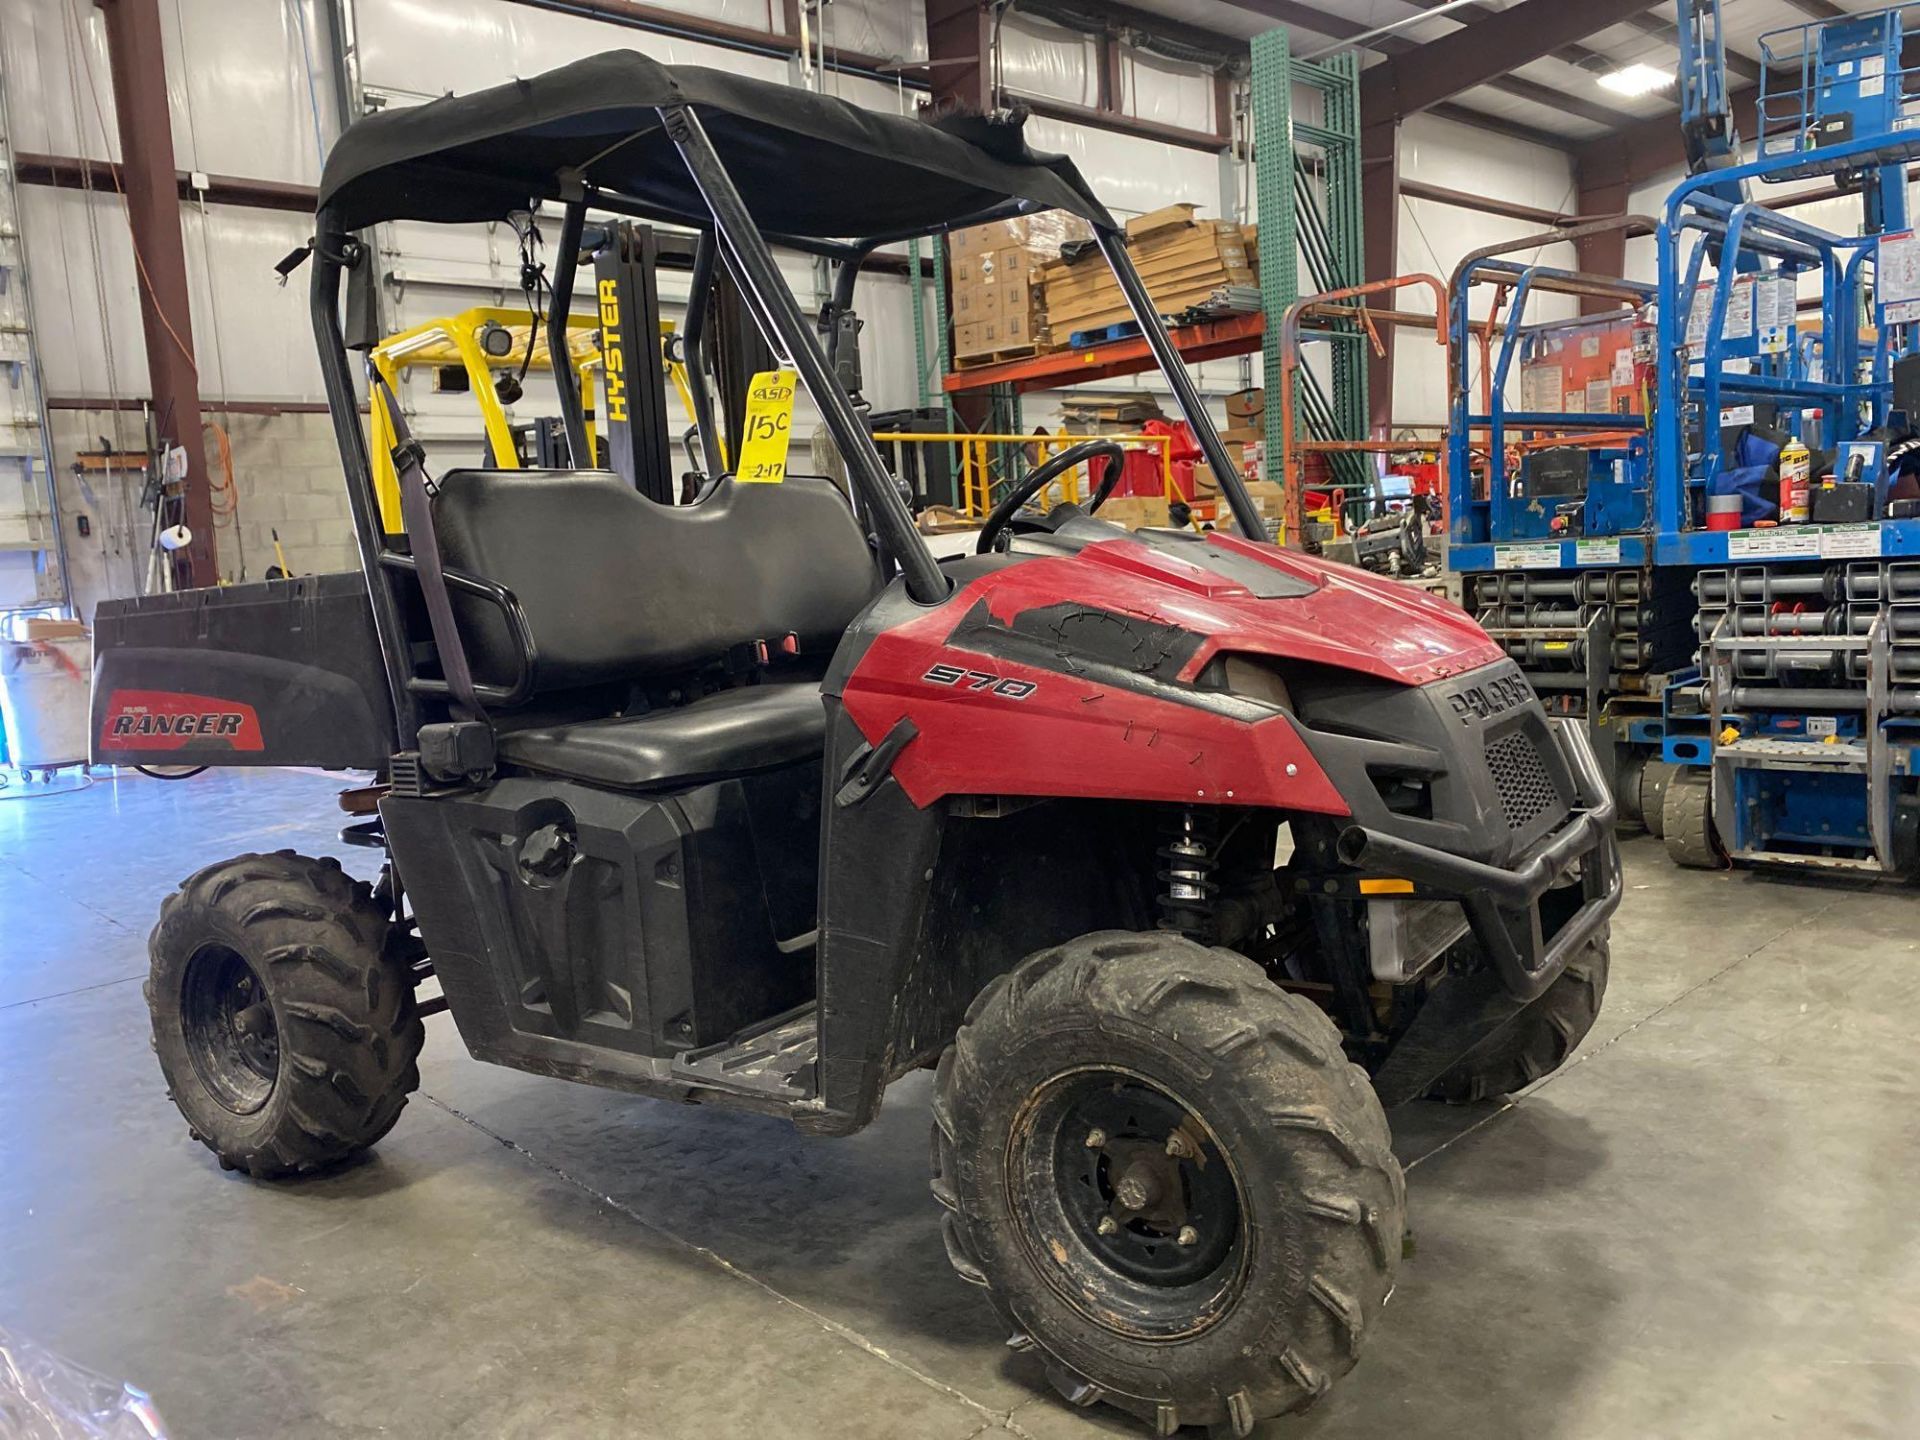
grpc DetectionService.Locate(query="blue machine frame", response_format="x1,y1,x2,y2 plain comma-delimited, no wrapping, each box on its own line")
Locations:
1446,2,1920,875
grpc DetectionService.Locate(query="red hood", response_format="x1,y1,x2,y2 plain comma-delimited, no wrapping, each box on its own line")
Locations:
976,531,1500,687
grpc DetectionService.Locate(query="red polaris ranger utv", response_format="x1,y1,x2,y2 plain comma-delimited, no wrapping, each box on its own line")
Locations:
96,55,1619,1435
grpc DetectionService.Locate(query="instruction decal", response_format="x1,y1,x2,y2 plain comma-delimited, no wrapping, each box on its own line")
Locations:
1880,231,1920,324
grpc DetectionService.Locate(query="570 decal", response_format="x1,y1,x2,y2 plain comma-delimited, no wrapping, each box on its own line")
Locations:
922,663,1037,700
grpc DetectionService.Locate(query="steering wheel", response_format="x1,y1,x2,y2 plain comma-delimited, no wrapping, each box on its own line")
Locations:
976,440,1128,554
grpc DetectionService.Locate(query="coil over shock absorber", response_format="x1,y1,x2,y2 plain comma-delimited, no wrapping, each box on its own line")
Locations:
1157,808,1217,939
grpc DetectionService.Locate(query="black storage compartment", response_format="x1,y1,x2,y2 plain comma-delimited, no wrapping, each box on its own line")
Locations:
382,762,819,1078
91,572,394,769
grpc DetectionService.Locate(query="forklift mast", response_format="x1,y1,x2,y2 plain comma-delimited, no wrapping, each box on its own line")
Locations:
592,222,678,503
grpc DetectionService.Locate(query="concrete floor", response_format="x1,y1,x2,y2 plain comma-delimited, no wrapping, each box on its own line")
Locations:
2,766,1917,1439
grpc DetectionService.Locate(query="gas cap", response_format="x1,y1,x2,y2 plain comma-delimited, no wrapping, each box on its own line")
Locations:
519,822,577,880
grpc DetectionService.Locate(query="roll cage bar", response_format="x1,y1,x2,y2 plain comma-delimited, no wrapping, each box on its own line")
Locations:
312,100,1269,751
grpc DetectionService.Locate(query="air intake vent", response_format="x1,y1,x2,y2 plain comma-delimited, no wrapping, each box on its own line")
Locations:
1485,730,1559,831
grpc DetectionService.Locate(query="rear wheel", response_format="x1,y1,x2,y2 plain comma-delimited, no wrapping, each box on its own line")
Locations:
147,850,424,1178
932,931,1404,1436
1663,770,1723,869
1639,759,1678,840
1426,936,1609,1103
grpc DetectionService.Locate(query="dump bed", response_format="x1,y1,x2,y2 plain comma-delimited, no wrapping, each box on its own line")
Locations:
91,572,394,771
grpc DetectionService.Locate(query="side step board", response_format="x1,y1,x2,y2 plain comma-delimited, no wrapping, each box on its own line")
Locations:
670,1003,820,1102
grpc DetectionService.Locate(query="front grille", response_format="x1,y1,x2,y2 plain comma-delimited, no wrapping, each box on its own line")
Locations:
1485,730,1560,831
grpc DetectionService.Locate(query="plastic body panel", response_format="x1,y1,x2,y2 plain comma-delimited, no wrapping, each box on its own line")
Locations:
90,572,395,769
383,763,818,1086
833,531,1503,815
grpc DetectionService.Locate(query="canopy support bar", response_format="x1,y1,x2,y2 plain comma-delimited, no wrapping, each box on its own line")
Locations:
1095,230,1267,541
662,103,950,606
549,195,591,467
310,226,423,748
683,228,726,481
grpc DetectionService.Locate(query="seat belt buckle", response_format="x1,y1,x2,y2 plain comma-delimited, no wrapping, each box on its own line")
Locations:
777,632,800,656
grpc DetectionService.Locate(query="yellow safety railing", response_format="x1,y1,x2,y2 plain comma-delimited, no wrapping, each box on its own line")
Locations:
869,432,1178,518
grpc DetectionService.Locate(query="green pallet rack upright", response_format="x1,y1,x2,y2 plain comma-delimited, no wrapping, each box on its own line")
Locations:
1252,29,1368,499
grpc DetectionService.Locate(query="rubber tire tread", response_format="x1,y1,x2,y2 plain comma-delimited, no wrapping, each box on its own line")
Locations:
1640,759,1679,841
1426,935,1610,1103
146,850,424,1178
930,930,1405,1434
1662,772,1723,869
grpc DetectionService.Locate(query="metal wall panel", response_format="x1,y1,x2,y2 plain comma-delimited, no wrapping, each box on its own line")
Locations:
1000,13,1098,106
0,0,339,183
1120,47,1214,133
181,202,328,402
355,0,787,102
17,186,145,402
814,0,924,65
20,185,323,403
160,0,340,184
1388,112,1581,426
1024,115,1225,220
0,0,120,162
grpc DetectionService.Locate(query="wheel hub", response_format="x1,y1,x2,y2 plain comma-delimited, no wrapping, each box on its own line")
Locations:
1010,1067,1248,1339
180,945,280,1115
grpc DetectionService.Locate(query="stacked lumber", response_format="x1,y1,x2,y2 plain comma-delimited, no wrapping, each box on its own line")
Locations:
1041,205,1255,340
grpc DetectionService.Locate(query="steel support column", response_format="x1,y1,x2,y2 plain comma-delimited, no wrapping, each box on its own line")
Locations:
99,0,214,585
1572,169,1632,316
1361,119,1399,437
922,0,992,434
923,0,993,114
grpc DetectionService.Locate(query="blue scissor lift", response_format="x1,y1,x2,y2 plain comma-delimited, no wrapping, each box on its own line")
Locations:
1449,4,1920,876
1446,222,1686,820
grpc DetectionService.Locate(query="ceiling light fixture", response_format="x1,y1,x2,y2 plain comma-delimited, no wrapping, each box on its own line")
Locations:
1597,62,1675,97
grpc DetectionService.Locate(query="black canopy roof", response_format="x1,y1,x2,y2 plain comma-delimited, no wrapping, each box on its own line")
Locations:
318,50,1117,240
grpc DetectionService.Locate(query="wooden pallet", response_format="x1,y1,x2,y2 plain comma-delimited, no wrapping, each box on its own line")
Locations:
953,343,1042,369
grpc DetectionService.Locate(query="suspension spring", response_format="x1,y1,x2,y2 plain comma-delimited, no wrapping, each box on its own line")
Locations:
1156,808,1217,939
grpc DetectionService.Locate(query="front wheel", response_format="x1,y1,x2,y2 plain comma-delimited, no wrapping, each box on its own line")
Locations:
932,932,1404,1436
147,850,424,1178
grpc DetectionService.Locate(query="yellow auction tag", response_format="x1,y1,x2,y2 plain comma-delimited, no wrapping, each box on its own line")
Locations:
735,368,797,483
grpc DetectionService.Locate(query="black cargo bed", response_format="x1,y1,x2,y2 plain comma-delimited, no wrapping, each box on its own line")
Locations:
92,572,394,770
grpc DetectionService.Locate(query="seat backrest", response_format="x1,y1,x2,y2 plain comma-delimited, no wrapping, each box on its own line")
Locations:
431,469,880,699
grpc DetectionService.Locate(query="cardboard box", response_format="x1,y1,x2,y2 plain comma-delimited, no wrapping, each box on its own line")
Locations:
950,212,1093,259
1127,203,1201,241
1244,480,1286,516
1041,216,1254,335
1099,496,1173,531
952,286,990,324
994,245,1036,285
22,618,87,641
1225,388,1264,424
954,320,994,357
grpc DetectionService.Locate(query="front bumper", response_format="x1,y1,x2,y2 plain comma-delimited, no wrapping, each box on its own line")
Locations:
1336,718,1620,1001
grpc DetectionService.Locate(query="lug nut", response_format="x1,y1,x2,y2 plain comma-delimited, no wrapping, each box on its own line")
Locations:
1165,1132,1194,1160
1097,1216,1119,1236
1176,1225,1200,1247
1084,1128,1107,1149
